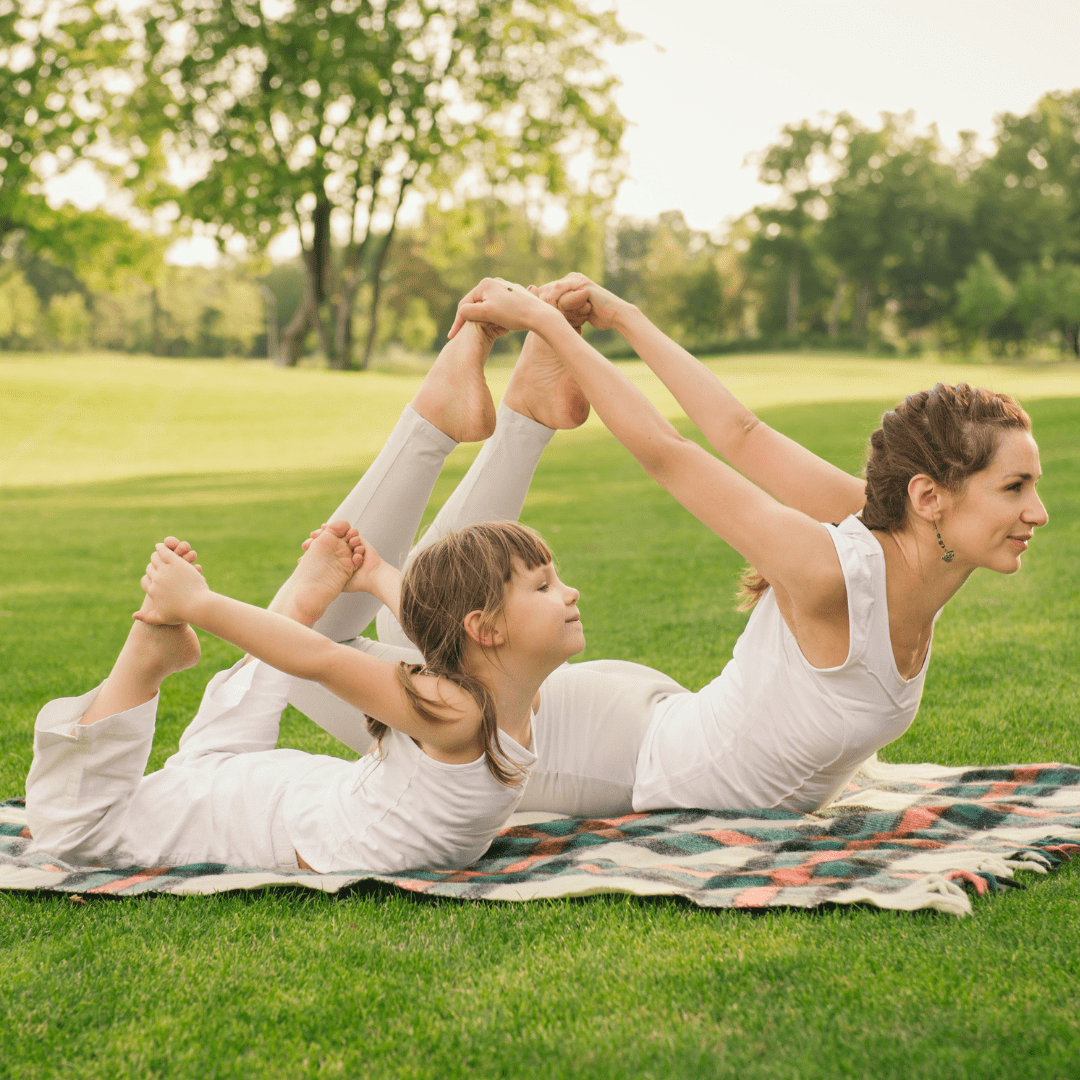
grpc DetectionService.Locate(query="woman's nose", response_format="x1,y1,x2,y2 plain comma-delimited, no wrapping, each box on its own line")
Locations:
1025,493,1049,527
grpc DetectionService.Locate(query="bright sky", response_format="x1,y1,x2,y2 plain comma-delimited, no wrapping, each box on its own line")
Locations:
607,0,1080,233
49,0,1080,264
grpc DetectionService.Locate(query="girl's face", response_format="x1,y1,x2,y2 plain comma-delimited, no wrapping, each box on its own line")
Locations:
942,430,1048,574
499,560,584,663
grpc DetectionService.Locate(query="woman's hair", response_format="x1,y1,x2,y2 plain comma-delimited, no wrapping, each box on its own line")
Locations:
736,382,1031,610
366,520,553,787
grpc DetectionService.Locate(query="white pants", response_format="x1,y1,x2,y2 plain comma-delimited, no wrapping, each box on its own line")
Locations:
288,404,687,819
26,660,303,868
27,401,676,868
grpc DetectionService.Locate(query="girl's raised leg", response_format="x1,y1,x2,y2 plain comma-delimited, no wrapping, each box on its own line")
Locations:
25,541,202,863
78,541,202,727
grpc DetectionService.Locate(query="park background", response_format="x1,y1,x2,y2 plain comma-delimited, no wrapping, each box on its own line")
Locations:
2,2,1080,1077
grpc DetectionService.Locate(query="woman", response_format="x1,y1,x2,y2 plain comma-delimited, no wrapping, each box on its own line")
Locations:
450,274,1048,814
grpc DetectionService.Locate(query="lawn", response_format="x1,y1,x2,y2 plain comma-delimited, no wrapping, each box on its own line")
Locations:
2,354,1079,1079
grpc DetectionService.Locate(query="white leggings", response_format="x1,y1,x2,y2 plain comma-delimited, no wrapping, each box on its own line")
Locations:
288,404,686,818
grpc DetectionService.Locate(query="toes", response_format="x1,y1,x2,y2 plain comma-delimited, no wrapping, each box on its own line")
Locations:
163,536,181,550
326,519,351,537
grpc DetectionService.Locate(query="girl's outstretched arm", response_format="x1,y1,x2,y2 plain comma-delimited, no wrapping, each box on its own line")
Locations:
451,280,846,619
139,544,479,756
538,273,866,525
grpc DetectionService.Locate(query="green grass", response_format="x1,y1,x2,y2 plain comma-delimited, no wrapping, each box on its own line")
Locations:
2,359,1079,1078
5,349,1080,487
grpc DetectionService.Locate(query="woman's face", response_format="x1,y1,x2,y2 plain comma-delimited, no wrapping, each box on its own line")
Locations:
944,429,1048,574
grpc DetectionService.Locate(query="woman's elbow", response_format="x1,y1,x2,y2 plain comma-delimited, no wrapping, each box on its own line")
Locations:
639,431,695,480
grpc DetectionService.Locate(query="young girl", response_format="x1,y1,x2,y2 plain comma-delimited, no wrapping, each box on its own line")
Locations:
25,515,583,874
447,273,1049,814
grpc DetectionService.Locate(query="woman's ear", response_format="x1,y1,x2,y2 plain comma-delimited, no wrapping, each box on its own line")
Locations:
907,473,949,523
463,610,504,649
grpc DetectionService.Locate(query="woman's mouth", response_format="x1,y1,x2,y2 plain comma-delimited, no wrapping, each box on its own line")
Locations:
1008,535,1031,551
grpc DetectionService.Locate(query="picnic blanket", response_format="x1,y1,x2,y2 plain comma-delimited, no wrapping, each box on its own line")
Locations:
3,757,1078,917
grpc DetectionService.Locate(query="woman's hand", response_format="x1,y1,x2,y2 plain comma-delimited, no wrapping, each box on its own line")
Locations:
536,273,631,334
341,535,388,597
305,529,402,615
448,278,554,340
137,542,211,625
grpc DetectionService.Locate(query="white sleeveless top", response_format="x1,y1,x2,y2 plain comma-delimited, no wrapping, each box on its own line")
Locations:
633,515,935,813
282,723,535,875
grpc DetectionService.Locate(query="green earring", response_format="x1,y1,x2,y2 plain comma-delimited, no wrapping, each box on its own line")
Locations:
936,527,954,563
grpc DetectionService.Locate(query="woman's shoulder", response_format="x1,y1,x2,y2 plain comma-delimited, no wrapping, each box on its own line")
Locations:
830,514,887,559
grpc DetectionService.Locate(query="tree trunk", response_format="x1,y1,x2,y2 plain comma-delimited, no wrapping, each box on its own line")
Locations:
280,292,315,366
150,286,163,356
260,284,281,364
827,275,847,340
304,198,338,366
1064,322,1080,357
853,279,872,337
786,265,800,337
358,226,398,370
332,279,356,368
358,177,410,371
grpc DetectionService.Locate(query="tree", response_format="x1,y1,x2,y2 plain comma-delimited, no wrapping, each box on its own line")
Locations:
0,1,157,275
1014,262,1080,356
135,0,627,368
745,121,834,338
820,112,975,339
972,90,1080,279
954,251,1014,345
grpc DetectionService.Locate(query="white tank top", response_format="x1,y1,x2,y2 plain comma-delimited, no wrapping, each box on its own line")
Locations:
633,515,935,813
282,724,535,875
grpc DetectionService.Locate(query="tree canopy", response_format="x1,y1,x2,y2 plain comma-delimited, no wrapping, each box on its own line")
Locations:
132,0,627,366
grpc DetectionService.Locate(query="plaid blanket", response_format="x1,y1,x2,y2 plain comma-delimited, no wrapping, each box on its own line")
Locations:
3,758,1078,917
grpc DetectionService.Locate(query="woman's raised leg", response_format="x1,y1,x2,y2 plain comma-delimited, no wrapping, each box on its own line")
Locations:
374,329,589,647
294,321,502,644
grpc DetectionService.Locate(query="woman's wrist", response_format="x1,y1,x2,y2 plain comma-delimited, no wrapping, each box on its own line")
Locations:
530,302,568,339
610,300,645,341
370,562,402,614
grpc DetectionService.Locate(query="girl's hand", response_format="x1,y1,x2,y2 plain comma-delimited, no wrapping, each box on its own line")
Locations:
138,542,210,624
448,278,552,340
537,273,630,333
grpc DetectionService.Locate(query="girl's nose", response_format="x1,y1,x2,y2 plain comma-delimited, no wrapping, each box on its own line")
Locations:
566,585,580,605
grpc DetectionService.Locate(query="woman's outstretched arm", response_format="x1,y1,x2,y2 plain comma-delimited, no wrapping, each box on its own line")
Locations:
451,280,847,618
538,273,866,525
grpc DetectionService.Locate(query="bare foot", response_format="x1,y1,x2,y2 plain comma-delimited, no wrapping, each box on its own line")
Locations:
502,331,590,430
131,538,203,675
411,321,497,442
273,520,364,627
130,598,202,677
81,541,201,725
